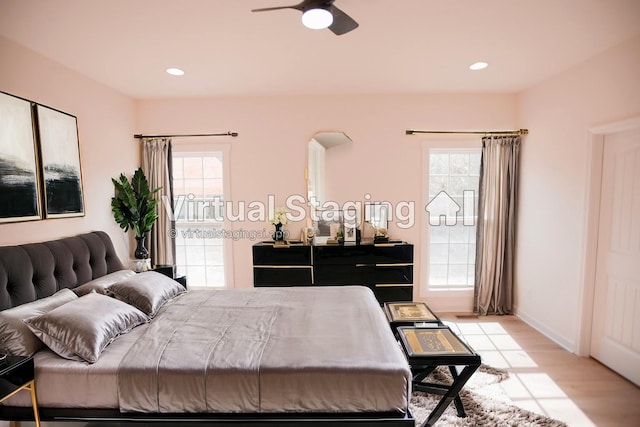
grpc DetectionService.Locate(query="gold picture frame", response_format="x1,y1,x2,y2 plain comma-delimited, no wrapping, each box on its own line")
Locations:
384,302,439,323
399,327,474,356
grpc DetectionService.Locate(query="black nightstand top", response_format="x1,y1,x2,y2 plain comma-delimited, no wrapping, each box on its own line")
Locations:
0,354,33,376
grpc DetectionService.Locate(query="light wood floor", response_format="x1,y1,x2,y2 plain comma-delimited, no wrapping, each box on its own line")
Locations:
439,314,640,427
3,315,639,427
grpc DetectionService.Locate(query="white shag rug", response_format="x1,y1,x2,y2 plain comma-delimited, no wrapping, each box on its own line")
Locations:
410,365,568,427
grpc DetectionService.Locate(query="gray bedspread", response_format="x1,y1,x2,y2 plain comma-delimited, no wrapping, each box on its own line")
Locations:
118,286,410,414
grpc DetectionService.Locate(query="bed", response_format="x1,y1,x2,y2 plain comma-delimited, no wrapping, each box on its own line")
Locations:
0,231,413,426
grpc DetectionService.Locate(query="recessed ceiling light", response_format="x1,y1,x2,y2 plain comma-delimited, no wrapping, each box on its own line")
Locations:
469,62,488,71
166,68,185,76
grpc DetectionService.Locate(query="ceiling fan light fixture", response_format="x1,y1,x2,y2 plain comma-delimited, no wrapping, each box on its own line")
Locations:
302,7,333,29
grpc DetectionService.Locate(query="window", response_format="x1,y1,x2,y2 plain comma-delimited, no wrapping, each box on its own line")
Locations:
172,146,230,288
425,147,481,291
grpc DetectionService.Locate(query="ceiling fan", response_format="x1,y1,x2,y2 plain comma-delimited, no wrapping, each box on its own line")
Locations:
252,0,359,35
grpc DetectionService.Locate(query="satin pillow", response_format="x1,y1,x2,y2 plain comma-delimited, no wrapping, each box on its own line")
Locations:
24,292,148,363
72,269,137,297
0,288,77,356
109,271,186,317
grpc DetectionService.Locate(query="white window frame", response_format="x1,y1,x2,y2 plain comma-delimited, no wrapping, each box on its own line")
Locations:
172,140,233,289
420,138,481,313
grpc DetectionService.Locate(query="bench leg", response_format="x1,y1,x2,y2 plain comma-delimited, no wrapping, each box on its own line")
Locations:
421,364,479,427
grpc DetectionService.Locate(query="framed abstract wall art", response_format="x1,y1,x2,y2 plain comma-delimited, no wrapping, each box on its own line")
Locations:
35,104,85,218
0,91,41,223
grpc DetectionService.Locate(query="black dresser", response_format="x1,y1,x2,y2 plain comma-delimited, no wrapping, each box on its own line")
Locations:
252,242,413,304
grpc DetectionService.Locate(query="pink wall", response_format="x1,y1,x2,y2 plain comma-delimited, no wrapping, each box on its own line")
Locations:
0,36,139,261
137,94,517,289
516,35,640,351
5,27,639,357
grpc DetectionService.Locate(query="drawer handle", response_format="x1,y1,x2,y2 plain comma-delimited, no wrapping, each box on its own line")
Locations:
254,265,312,269
375,284,412,287
376,263,413,267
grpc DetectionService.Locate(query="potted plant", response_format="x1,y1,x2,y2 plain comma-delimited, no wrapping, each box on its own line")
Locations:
111,167,160,259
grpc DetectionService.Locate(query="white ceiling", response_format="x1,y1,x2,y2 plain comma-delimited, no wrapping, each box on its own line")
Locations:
1,0,639,100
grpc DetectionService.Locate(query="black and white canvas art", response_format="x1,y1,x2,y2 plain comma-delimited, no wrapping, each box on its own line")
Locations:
36,104,85,217
0,92,41,223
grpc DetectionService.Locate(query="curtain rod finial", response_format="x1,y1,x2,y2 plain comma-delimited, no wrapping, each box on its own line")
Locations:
230,132,239,137
405,130,415,135
519,129,529,135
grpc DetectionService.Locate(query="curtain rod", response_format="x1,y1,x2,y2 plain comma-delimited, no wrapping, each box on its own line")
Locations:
133,131,238,139
405,129,528,136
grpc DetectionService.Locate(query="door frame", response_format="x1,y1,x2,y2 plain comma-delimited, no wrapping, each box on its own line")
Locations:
577,116,640,356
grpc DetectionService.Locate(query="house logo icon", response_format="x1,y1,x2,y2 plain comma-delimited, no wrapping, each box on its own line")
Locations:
425,190,475,226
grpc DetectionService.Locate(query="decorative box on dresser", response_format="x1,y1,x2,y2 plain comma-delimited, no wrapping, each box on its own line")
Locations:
252,242,413,304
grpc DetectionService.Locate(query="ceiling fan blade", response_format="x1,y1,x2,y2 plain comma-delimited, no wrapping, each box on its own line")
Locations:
328,4,359,35
251,6,297,12
252,0,310,13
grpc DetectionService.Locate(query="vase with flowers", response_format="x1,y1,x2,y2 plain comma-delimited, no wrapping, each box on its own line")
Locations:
269,207,289,242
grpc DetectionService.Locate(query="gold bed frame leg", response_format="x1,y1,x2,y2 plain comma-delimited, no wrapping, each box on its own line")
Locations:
28,381,41,427
2,380,40,427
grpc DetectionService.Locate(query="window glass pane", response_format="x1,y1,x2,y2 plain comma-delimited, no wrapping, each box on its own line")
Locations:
429,176,448,197
449,153,469,175
203,154,223,179
427,147,480,290
173,152,227,288
430,243,449,263
430,153,449,175
206,267,225,287
469,153,481,176
430,225,449,243
448,244,469,264
429,264,448,286
449,224,469,243
448,264,468,285
183,157,203,178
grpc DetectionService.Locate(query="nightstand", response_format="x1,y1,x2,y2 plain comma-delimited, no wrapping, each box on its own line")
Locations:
0,354,40,427
153,265,188,289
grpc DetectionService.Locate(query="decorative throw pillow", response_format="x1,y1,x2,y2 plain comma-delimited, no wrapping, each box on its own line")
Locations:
23,292,148,363
72,269,137,297
0,288,77,356
109,271,186,317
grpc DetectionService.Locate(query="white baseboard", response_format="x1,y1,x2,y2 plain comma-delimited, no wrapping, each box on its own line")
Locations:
515,305,576,353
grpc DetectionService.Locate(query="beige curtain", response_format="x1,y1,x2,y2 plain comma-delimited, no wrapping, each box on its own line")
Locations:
474,135,521,315
142,138,174,267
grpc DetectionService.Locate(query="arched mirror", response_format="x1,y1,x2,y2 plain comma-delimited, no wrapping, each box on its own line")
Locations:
306,131,352,244
307,131,352,206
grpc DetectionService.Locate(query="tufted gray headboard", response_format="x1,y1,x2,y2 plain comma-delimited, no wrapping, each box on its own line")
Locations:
0,231,125,310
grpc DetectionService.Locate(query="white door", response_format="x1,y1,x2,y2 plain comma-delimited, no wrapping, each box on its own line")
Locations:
590,128,640,386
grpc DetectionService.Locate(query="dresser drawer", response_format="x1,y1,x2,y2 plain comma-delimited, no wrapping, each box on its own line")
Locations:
253,266,313,286
313,245,374,265
253,245,311,266
315,263,413,285
373,285,414,304
314,264,367,285
372,244,414,264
